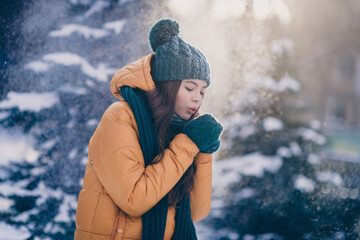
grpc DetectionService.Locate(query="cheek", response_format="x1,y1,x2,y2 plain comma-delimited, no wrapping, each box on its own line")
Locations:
175,90,188,108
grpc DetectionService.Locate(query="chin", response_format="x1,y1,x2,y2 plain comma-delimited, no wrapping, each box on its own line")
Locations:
179,113,191,120
182,116,191,121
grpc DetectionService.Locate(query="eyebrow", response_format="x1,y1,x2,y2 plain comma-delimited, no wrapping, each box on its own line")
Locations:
184,80,207,89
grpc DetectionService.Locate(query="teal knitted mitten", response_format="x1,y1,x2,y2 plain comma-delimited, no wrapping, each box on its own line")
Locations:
201,140,220,154
182,114,223,153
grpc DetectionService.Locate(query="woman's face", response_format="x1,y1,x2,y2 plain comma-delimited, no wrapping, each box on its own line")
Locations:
175,79,208,120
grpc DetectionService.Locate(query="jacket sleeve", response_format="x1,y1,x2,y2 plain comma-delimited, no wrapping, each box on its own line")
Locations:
190,152,212,222
90,102,199,217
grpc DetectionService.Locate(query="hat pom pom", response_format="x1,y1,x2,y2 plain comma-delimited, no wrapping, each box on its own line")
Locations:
149,18,179,52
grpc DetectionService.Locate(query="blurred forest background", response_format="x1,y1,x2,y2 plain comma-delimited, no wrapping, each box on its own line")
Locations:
1,0,360,239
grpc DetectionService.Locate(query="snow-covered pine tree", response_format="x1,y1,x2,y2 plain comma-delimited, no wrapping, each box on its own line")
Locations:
0,0,166,238
207,7,360,240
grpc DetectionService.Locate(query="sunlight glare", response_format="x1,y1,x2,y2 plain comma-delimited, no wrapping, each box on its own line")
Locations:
253,0,271,20
273,0,292,24
253,0,291,24
168,0,207,17
211,0,246,21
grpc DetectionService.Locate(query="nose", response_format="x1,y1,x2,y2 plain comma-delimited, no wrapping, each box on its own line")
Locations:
192,92,202,102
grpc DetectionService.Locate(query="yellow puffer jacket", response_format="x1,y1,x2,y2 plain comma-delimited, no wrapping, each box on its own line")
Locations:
74,54,213,240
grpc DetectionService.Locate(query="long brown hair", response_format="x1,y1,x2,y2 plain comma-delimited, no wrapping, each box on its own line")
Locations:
144,80,198,206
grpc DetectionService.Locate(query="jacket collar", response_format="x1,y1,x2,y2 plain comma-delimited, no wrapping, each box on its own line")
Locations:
110,54,156,100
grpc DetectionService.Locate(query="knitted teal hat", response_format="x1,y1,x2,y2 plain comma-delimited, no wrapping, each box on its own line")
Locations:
149,18,211,86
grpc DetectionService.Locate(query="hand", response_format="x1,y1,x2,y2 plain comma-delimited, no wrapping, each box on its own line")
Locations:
200,140,220,154
182,114,223,153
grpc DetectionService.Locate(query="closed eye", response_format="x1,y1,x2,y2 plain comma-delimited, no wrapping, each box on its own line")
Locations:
185,87,193,91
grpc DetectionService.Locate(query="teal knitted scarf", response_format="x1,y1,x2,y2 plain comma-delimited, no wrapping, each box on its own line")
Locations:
120,86,197,240
170,113,189,133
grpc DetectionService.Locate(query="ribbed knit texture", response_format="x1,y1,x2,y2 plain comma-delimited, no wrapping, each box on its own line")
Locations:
149,18,210,86
120,86,197,240
170,113,189,133
182,114,223,153
172,114,221,154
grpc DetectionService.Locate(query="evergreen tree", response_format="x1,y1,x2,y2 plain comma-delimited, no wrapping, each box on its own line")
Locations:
206,4,360,240
0,0,166,238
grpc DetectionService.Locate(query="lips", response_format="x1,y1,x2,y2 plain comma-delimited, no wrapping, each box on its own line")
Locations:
187,107,198,114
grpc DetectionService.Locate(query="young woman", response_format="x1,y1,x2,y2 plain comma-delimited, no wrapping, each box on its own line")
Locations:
75,18,223,240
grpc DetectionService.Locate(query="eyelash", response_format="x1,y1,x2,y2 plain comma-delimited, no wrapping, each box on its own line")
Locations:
185,87,205,96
